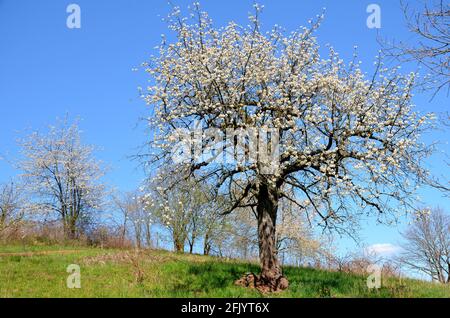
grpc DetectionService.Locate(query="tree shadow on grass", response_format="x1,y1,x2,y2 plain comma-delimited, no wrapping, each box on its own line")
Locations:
282,266,365,297
149,260,396,298
161,261,260,296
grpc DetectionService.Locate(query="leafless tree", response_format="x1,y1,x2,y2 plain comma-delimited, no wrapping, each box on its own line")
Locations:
111,193,130,245
187,187,227,255
381,0,449,97
202,211,228,256
0,181,25,237
227,208,259,260
399,208,450,283
114,191,151,249
276,199,326,267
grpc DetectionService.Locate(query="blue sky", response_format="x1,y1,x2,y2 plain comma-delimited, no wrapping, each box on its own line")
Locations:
0,0,449,258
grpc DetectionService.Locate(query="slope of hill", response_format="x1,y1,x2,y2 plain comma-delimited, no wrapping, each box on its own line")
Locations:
0,244,449,298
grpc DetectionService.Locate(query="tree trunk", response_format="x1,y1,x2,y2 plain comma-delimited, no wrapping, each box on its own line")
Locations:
174,236,184,253
65,218,77,240
203,232,211,255
136,235,142,249
145,223,152,248
121,222,127,245
257,183,289,291
235,182,288,292
447,262,450,284
257,183,281,285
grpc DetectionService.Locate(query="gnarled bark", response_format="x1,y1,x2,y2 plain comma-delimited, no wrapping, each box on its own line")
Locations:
236,183,289,292
257,183,282,285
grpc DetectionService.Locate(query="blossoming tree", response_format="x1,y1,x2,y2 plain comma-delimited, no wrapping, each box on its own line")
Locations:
19,119,106,239
145,170,221,253
142,4,434,291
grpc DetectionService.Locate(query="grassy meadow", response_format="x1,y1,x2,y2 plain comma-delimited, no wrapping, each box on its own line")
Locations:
0,244,449,298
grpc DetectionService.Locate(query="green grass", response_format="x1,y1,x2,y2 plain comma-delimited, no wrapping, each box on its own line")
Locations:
0,244,449,298
0,242,89,253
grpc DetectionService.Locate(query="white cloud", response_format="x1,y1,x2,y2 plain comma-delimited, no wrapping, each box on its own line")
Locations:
366,243,401,256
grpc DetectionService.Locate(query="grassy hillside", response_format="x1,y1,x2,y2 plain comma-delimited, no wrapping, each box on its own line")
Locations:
0,244,449,298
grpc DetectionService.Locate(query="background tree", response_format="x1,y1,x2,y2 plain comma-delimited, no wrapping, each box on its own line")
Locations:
186,187,226,255
185,190,206,254
227,208,259,260
276,199,325,267
202,210,228,256
381,0,449,97
380,0,450,194
147,170,220,253
142,4,434,291
111,192,130,245
201,215,236,258
399,208,450,283
0,181,25,239
18,119,106,239
216,200,326,264
147,173,196,252
114,191,151,248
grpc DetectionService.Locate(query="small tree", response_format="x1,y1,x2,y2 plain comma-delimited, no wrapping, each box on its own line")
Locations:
0,181,25,238
147,171,213,253
185,191,206,254
399,208,450,283
19,119,106,239
111,193,130,245
202,211,227,256
227,208,259,260
276,199,324,267
114,191,151,248
142,4,434,290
